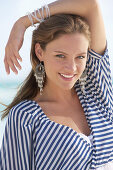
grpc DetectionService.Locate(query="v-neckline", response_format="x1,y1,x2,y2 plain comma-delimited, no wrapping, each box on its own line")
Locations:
26,99,92,138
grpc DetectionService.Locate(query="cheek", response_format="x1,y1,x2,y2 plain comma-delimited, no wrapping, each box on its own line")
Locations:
44,59,60,74
77,59,87,73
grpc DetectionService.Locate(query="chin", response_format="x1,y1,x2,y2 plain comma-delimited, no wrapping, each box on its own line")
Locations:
60,84,75,91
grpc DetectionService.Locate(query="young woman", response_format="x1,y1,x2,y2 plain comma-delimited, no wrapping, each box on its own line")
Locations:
1,0,113,169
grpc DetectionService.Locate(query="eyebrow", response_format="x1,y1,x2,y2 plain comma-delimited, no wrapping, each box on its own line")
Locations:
54,50,87,55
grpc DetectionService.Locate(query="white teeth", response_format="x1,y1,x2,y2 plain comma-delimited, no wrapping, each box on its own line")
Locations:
60,73,74,78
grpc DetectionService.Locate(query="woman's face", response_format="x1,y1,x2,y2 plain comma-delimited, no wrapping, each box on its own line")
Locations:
36,33,89,90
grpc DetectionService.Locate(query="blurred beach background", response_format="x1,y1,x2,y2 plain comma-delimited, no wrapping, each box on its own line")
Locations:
0,0,113,147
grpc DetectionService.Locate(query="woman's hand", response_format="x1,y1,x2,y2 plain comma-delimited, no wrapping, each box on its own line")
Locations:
4,0,106,75
4,19,26,75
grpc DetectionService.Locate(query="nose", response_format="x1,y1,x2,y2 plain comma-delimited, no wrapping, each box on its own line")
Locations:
64,59,77,73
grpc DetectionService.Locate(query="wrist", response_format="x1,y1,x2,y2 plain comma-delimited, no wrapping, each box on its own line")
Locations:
17,16,31,29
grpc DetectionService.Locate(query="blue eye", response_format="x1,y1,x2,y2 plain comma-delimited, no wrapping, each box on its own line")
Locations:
56,54,65,58
77,56,85,59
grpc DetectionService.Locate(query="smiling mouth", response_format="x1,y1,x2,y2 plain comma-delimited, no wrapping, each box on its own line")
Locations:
59,73,76,80
60,73,76,77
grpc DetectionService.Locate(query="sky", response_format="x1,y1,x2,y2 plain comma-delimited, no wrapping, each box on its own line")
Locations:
0,0,113,83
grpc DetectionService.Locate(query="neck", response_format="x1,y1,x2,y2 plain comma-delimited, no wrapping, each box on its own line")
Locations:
39,81,77,104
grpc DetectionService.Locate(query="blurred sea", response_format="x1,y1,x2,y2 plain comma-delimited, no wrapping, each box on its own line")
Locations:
0,81,22,147
0,78,113,147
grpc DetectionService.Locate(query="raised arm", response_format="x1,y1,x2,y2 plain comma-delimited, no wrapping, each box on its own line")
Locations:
4,0,106,74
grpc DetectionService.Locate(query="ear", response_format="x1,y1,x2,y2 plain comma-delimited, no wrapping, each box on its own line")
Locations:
35,43,44,61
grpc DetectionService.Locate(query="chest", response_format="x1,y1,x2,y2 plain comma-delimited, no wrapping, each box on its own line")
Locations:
39,101,91,136
34,110,92,170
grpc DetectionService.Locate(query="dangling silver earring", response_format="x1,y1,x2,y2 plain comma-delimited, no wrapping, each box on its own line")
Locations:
34,62,45,95
79,69,87,94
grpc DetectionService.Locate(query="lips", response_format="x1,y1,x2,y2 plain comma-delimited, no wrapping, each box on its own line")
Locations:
59,73,76,81
60,73,74,78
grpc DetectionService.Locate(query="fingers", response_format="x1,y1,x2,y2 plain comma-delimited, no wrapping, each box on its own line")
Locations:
4,59,10,75
15,50,22,62
4,48,22,75
4,57,19,75
13,51,22,70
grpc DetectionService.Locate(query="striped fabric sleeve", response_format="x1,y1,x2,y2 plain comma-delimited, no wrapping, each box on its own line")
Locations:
86,45,113,121
0,105,34,170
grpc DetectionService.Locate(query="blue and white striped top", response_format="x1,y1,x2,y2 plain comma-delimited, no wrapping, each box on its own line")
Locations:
0,46,113,170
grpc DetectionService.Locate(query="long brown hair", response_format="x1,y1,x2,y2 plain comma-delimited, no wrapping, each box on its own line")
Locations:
1,14,91,120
